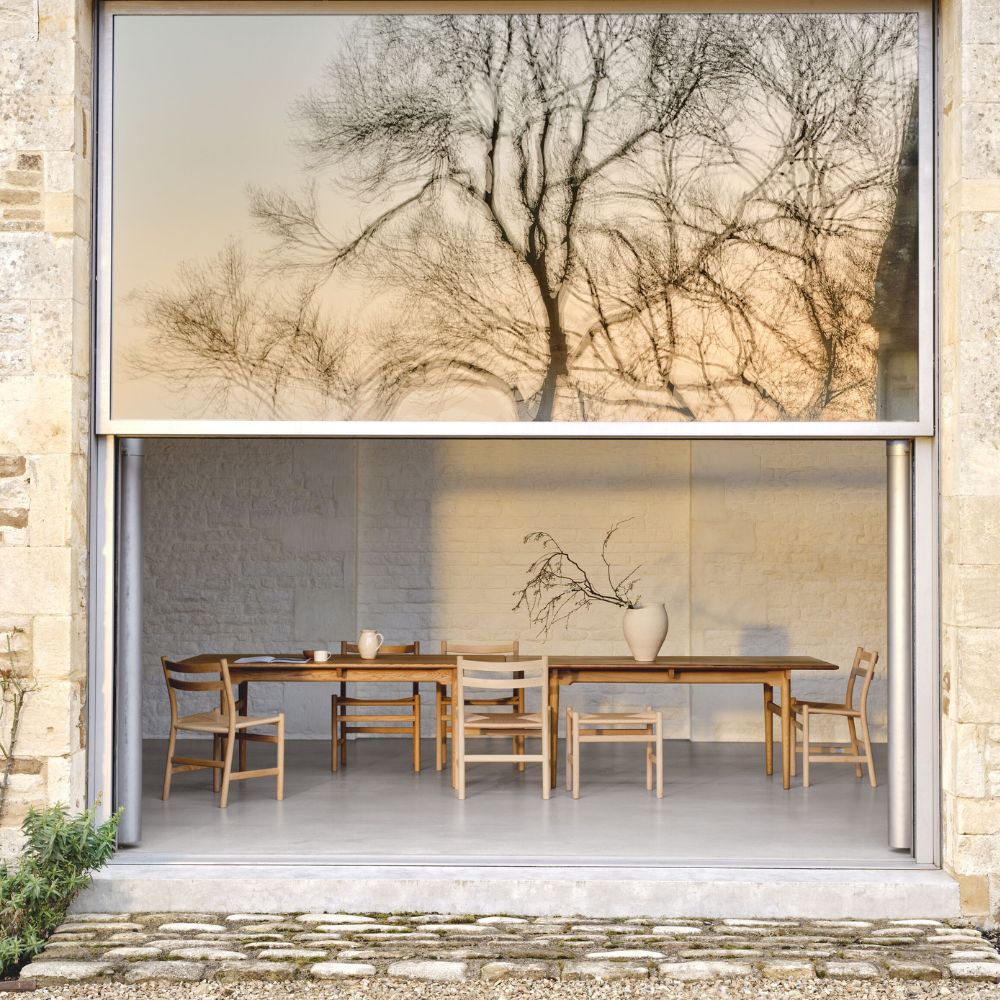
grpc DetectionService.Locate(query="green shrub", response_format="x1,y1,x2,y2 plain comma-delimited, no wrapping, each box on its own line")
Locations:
0,803,121,977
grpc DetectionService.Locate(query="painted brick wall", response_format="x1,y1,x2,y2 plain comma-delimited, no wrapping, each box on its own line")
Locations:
143,438,886,744
0,0,92,855
142,438,357,738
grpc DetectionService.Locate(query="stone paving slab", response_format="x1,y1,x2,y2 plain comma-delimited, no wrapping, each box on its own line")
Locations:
18,912,1000,985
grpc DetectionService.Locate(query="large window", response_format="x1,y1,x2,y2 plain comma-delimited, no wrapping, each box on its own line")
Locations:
100,4,932,434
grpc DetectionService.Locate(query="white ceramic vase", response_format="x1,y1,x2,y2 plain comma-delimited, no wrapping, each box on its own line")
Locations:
623,603,669,662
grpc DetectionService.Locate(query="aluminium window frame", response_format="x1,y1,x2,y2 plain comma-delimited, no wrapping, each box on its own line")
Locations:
94,0,935,439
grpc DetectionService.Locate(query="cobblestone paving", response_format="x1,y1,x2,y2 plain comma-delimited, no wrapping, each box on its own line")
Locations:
19,914,1000,986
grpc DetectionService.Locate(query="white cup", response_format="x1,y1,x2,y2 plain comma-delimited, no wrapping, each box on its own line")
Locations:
313,649,330,662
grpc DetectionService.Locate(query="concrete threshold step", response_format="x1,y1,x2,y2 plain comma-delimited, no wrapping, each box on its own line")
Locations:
76,864,960,920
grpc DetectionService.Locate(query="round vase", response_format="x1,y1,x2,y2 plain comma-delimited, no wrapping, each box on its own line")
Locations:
623,603,669,662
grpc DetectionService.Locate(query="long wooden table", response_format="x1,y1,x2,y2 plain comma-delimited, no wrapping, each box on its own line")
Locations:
182,653,838,790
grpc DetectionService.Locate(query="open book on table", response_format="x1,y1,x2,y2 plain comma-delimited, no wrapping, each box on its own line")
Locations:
232,655,310,664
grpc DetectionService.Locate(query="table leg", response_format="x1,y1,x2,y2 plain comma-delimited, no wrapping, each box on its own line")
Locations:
451,675,460,790
780,673,792,790
763,683,774,776
548,672,560,788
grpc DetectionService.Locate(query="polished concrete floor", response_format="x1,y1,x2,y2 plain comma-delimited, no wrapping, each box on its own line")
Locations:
125,738,906,867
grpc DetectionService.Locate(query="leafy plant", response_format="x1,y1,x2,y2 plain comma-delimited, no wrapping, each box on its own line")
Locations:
513,519,643,636
1,627,36,822
0,803,121,977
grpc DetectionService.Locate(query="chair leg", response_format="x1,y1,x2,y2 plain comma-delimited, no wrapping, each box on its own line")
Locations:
516,687,526,772
791,719,797,778
860,711,877,788
435,684,446,772
339,682,348,766
219,730,236,808
412,686,421,773
762,685,774,775
212,734,222,793
560,711,568,799
646,738,653,792
802,708,811,789
655,712,664,799
276,715,285,801
571,714,579,800
162,726,177,801
847,716,862,779
565,709,573,792
330,695,339,773
456,718,466,801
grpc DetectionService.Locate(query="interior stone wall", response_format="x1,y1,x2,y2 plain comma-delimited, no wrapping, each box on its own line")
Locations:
0,0,92,855
938,0,1000,924
142,438,886,744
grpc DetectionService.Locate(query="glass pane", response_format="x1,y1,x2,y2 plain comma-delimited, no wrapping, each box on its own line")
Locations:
110,11,921,423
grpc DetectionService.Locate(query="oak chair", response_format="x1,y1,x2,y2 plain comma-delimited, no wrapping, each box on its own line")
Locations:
455,656,550,800
435,640,523,772
764,646,880,787
332,640,422,772
565,707,663,799
161,657,284,809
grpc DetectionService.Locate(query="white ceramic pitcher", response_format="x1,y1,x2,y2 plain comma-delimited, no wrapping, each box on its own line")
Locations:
357,629,384,660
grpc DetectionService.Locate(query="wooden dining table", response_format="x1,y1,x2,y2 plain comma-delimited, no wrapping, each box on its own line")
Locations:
182,652,838,790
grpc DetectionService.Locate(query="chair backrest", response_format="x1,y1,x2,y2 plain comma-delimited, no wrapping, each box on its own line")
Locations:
441,640,519,657
845,646,879,711
340,640,420,655
161,657,236,724
456,656,548,703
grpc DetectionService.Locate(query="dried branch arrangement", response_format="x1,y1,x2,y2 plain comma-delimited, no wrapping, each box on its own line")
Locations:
513,519,643,637
1,627,35,822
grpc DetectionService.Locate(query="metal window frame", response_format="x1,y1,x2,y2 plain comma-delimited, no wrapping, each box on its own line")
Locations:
94,0,935,439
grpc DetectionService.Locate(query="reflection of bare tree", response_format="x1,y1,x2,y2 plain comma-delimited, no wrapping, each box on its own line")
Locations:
137,13,918,422
133,244,361,417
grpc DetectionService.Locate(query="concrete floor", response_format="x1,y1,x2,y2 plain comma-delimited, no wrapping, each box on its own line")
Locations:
125,738,905,867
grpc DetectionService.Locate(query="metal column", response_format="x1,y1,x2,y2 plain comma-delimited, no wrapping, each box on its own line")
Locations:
116,438,144,846
887,440,913,851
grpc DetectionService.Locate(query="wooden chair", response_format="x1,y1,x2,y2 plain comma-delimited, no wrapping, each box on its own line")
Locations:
161,657,284,809
331,640,422,772
455,656,550,800
765,646,879,787
566,707,663,800
435,641,523,772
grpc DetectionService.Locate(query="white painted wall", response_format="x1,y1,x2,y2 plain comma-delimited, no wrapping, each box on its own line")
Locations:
142,438,886,742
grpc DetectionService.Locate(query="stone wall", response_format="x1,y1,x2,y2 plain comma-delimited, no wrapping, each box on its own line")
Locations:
0,0,92,854
142,438,886,744
938,0,1000,924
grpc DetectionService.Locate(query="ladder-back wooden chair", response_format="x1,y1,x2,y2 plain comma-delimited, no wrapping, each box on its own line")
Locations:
765,646,880,787
435,640,523,772
161,657,284,809
455,656,550,800
331,640,422,772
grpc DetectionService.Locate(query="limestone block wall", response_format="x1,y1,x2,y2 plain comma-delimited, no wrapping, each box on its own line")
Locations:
0,0,92,855
939,0,1000,924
